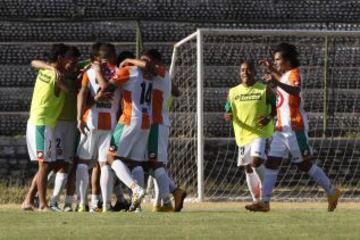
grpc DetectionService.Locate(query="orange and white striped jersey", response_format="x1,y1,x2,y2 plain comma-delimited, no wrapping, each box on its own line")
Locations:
112,66,154,129
275,68,308,132
151,67,170,126
81,64,121,131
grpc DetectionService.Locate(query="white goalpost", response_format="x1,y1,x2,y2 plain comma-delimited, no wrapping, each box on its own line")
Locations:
169,29,360,202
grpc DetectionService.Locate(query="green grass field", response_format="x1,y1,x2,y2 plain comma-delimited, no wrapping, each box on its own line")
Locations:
1,202,360,240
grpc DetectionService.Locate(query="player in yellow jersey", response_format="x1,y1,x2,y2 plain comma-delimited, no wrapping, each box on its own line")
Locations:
225,60,276,204
246,43,340,212
22,44,76,211
27,46,81,212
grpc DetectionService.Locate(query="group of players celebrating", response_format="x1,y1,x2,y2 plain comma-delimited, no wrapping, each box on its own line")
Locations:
225,43,341,212
22,42,186,212
21,41,341,213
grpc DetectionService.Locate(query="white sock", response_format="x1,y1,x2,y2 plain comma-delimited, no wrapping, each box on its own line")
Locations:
91,194,100,208
111,160,137,189
308,164,335,195
76,163,89,206
132,166,144,188
245,171,260,202
153,178,161,207
100,165,114,209
50,172,68,205
261,168,279,202
154,168,171,204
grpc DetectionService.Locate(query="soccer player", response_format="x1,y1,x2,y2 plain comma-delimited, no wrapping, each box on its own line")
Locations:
225,60,276,203
28,46,81,211
107,55,164,211
76,43,120,212
22,44,72,211
245,43,341,212
136,49,186,212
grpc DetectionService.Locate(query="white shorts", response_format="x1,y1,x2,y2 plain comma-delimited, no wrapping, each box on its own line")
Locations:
110,123,150,162
237,138,267,167
26,120,56,162
148,124,169,164
76,129,112,163
55,120,77,163
268,131,312,163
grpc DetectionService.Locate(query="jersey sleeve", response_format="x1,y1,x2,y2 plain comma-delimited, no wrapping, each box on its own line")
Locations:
81,72,89,87
112,66,131,86
288,69,301,87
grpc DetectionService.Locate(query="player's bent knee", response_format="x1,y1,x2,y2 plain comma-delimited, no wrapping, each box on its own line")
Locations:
265,157,282,170
244,164,253,173
251,157,264,168
296,160,312,172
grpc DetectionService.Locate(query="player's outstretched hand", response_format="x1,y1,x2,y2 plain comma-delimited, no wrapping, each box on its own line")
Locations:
262,74,274,83
224,113,233,121
77,120,89,136
258,59,272,69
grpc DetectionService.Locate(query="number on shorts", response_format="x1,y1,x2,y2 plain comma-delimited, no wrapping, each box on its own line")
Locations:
239,147,245,157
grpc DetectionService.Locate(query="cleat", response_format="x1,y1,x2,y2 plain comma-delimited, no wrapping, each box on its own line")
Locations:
152,205,162,212
161,203,174,212
173,188,187,212
129,187,145,212
77,204,87,212
134,206,142,213
152,203,174,212
245,201,270,212
89,206,102,213
328,188,341,212
63,204,73,212
49,203,62,212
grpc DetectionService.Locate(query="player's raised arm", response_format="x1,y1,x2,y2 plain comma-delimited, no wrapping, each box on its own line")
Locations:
76,72,89,135
262,43,301,96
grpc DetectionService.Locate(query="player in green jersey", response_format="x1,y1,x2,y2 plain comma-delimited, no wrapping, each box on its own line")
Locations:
225,60,276,203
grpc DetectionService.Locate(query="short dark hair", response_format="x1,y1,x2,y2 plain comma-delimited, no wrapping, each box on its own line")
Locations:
98,43,116,61
240,60,256,72
64,46,81,58
144,49,162,63
90,42,103,61
48,43,69,63
116,50,135,66
274,43,300,68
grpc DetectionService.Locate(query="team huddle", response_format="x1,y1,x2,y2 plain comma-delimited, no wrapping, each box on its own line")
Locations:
22,43,186,212
21,41,341,213
225,43,341,212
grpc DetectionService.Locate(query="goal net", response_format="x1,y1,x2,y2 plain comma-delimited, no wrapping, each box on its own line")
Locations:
168,29,360,202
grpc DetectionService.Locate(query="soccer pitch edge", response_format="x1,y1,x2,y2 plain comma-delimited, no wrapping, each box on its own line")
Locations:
0,202,360,240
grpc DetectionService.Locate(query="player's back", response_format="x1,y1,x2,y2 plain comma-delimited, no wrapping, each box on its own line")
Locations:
29,69,65,127
113,66,152,129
